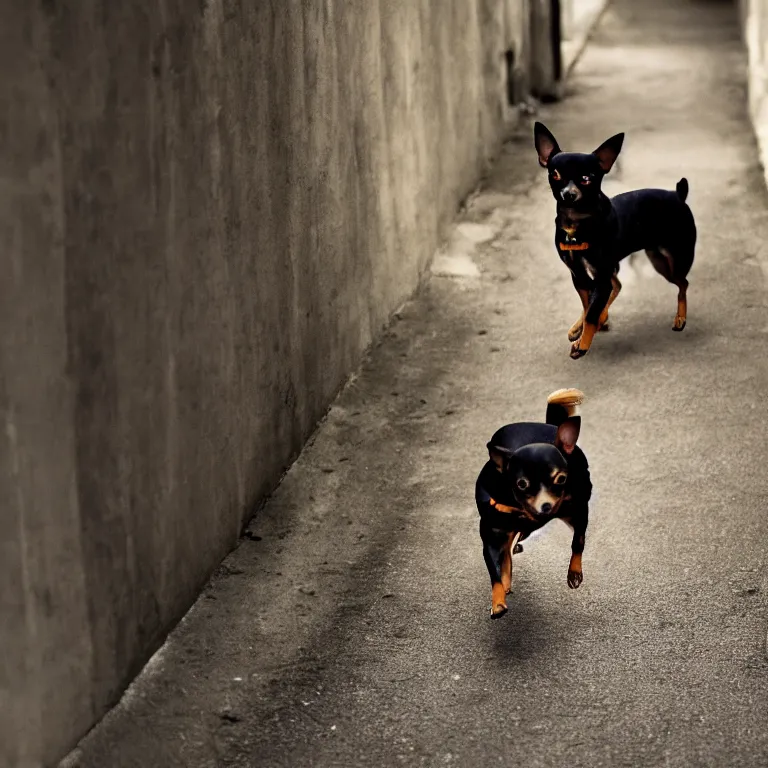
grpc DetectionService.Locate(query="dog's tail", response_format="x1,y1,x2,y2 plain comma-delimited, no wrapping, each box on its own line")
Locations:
676,177,689,202
545,388,585,427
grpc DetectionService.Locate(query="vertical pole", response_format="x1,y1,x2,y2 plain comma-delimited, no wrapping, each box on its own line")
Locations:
529,0,562,101
551,0,562,83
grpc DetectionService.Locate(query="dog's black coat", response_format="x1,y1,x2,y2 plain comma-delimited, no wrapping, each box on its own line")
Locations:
475,416,592,617
476,422,591,536
534,122,697,358
557,186,695,268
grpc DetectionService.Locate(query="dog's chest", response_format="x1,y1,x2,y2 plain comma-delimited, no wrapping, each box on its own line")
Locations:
556,209,600,257
560,245,599,278
581,254,598,280
556,210,609,278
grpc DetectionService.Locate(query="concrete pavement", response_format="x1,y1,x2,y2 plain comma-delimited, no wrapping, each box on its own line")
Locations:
63,0,768,766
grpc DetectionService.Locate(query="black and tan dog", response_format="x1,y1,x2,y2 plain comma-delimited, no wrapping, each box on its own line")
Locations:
475,389,592,618
534,122,697,359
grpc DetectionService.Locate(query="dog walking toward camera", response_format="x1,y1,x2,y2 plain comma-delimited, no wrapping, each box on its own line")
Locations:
533,122,697,359
475,389,592,619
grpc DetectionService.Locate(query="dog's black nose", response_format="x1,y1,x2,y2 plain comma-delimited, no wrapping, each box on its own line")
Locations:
540,503,553,514
562,191,577,203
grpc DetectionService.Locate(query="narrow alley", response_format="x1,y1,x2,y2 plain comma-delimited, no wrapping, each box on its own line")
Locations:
66,0,768,766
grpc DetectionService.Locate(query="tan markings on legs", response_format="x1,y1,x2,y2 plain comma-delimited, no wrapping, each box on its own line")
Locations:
491,582,508,618
673,279,688,331
570,320,597,358
658,247,688,331
572,274,623,357
500,531,522,594
648,247,688,331
598,274,622,332
568,288,591,342
567,553,583,589
560,518,584,588
500,547,512,595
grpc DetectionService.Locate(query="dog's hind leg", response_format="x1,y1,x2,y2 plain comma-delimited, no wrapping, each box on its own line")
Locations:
671,273,688,332
665,244,693,332
645,247,689,331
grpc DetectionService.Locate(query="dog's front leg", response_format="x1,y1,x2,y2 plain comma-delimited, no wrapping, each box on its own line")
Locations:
560,511,588,588
500,532,522,595
567,524,586,589
570,277,613,359
568,271,593,342
481,523,515,618
597,273,622,332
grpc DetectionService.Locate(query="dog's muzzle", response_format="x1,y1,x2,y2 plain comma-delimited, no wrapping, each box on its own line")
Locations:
530,490,561,517
560,182,582,204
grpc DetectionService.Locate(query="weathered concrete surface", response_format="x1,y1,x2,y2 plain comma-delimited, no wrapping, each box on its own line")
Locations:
61,0,768,766
529,0,560,99
740,0,768,183
1,2,547,766
561,0,609,77
0,7,96,768
529,0,610,103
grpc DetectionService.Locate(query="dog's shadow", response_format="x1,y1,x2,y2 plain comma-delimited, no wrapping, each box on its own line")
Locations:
585,312,711,364
484,583,565,664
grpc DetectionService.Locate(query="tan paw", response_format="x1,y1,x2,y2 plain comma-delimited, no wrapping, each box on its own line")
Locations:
491,583,508,617
568,320,584,342
570,342,588,360
567,569,583,589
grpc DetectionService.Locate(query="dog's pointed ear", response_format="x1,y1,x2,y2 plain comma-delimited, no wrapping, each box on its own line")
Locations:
534,122,561,168
487,443,516,471
554,416,581,455
592,133,624,173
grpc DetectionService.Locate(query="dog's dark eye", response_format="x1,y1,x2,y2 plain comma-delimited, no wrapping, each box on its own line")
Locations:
551,169,561,181
516,477,530,491
553,472,568,486
581,175,592,185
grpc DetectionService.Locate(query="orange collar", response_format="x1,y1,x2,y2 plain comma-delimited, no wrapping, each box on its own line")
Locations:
489,497,544,522
560,242,590,251
489,497,520,514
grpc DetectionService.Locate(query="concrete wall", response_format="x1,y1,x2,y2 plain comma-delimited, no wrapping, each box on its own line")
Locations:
0,1,545,765
740,0,768,182
560,0,609,78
